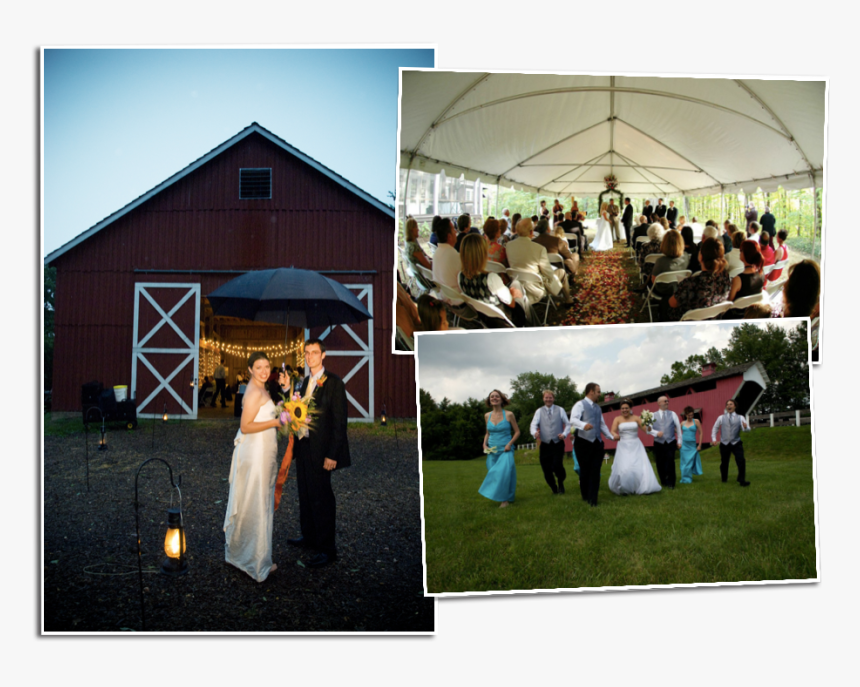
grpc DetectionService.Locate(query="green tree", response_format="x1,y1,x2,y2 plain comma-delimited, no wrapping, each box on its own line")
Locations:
44,266,56,391
659,347,725,385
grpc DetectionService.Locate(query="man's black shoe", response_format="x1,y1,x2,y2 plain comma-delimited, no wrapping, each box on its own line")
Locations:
307,553,337,567
558,482,565,494
739,481,751,487
287,536,313,548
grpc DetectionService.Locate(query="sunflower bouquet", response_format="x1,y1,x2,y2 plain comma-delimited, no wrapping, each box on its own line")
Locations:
272,373,324,510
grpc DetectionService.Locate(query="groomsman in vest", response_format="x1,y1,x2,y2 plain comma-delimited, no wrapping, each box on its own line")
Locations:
569,383,614,507
711,399,751,486
650,396,682,489
530,390,571,495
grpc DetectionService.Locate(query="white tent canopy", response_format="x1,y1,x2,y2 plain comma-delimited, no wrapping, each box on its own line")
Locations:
399,71,825,198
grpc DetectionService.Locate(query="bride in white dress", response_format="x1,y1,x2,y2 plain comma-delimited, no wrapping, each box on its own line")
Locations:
590,202,614,251
608,400,661,495
224,351,283,582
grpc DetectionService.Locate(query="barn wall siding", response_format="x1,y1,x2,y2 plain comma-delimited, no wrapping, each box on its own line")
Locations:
50,131,415,416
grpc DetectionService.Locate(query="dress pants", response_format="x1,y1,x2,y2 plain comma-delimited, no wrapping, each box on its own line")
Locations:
653,441,677,488
719,441,746,483
538,440,566,492
574,435,604,505
295,446,337,555
623,222,632,247
211,378,227,407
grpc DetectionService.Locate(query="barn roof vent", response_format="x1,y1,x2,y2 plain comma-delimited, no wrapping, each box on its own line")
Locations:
240,168,272,199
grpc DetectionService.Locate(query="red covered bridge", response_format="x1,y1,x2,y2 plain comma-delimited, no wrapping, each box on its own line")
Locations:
564,361,770,451
45,122,414,420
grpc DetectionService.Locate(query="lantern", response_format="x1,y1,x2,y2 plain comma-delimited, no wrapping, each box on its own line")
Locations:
161,507,188,576
98,420,108,451
380,404,388,427
162,403,169,423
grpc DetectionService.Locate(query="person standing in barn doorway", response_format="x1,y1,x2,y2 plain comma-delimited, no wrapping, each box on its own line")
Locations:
285,339,351,567
212,358,228,408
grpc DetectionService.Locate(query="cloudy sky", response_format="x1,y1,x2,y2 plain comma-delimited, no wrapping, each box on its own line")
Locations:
415,320,807,404
42,47,434,256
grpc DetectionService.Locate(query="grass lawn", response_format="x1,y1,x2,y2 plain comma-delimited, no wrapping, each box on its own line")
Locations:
422,426,816,593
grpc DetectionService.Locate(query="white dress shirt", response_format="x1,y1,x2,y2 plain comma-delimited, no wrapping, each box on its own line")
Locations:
711,412,751,444
569,397,614,442
431,243,463,304
529,404,571,442
648,409,683,447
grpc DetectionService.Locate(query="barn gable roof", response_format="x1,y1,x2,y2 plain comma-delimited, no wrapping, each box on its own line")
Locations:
600,361,770,408
45,122,394,266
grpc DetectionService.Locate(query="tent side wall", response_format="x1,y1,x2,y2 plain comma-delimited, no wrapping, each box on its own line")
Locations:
49,132,416,417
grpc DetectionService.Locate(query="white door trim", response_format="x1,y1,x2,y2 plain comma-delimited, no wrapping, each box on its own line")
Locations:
132,283,201,419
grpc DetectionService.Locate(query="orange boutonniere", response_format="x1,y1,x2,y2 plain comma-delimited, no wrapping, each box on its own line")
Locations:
315,374,327,389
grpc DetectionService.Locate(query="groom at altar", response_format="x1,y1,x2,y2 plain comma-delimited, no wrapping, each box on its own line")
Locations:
569,383,614,507
650,396,682,489
287,339,351,567
530,390,571,495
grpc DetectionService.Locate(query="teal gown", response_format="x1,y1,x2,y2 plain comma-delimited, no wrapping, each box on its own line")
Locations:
572,447,580,475
679,422,704,483
479,415,517,502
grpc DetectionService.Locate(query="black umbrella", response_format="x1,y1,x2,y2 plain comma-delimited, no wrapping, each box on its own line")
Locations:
207,268,372,329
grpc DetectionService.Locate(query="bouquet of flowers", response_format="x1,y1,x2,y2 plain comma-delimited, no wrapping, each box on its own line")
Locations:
604,174,618,190
272,372,323,510
483,446,499,455
640,409,655,428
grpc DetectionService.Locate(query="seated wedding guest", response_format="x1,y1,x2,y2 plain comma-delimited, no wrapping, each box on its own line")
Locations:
483,218,509,268
744,302,772,319
530,214,540,225
533,218,579,277
725,240,765,319
503,213,522,242
667,238,731,320
638,223,665,281
506,217,571,305
454,213,480,252
725,229,746,274
675,215,686,231
651,230,689,319
632,215,650,243
658,216,670,231
760,206,776,237
458,234,530,326
404,217,433,289
759,231,775,267
681,225,697,270
779,259,820,319
571,212,587,254
396,281,422,338
499,208,511,235
416,293,450,331
431,217,463,304
428,214,444,246
747,220,760,241
768,229,790,282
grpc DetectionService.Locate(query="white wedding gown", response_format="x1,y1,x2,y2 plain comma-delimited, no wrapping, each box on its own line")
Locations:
590,211,614,251
608,422,662,495
224,398,278,581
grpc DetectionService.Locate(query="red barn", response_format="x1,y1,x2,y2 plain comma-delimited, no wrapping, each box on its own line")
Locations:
564,361,770,451
45,123,414,420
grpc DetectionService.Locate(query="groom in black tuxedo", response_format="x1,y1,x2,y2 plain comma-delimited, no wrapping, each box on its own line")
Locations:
621,197,634,247
288,338,351,567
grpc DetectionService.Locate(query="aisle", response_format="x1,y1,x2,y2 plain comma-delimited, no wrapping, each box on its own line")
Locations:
553,247,637,326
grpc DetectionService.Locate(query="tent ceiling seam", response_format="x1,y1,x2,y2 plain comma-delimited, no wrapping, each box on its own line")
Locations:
733,79,815,173
433,86,790,140
551,151,610,191
497,118,608,178
614,151,677,195
557,152,612,194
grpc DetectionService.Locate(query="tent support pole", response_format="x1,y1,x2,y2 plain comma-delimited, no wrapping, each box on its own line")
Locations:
720,185,724,221
402,155,414,220
495,177,501,217
812,174,819,260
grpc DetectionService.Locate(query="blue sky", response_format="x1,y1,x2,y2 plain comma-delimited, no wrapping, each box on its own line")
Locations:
415,319,807,405
42,47,434,256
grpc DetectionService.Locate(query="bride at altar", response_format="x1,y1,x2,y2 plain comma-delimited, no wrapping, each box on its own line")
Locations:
608,400,661,495
590,202,614,251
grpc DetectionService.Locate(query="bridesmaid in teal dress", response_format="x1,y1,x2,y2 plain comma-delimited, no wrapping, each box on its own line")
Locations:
679,406,704,484
480,389,521,508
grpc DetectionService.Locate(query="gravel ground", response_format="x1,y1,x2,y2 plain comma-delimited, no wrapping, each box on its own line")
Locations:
43,418,433,633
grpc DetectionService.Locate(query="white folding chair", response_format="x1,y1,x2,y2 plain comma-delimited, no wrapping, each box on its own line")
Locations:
763,258,789,278
640,270,692,322
811,316,820,351
507,267,555,326
548,252,565,268
436,282,479,328
640,252,661,285
399,248,424,297
732,290,769,312
729,266,745,279
485,260,507,274
460,294,517,328
765,275,788,297
395,326,414,351
416,263,434,284
680,301,734,321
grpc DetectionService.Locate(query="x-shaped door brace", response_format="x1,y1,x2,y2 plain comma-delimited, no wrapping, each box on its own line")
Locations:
136,352,195,414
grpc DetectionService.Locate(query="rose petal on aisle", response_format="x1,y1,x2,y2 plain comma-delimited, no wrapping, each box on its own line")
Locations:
560,251,636,326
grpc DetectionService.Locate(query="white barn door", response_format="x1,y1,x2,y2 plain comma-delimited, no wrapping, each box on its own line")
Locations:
131,283,201,419
305,283,373,422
